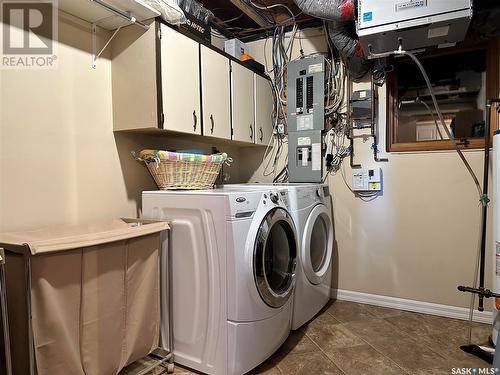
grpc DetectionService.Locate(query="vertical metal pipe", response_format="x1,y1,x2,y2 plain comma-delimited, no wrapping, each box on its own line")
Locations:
370,76,388,163
347,70,361,169
91,23,97,69
479,100,500,311
478,101,492,311
24,256,35,375
167,230,174,357
0,249,12,375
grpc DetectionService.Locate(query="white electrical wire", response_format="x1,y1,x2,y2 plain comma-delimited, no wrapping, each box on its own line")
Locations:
257,9,299,178
249,1,296,22
327,116,350,173
256,13,348,179
339,162,379,201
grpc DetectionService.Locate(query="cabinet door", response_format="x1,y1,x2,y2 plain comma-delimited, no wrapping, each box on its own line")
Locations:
161,25,201,135
231,62,255,143
112,23,159,131
201,45,231,140
254,74,274,145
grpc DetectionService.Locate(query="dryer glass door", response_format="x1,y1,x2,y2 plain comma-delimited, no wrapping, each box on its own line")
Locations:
302,204,333,285
254,208,297,308
310,216,328,272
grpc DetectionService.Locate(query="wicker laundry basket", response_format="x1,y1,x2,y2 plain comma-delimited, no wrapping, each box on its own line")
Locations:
137,150,229,190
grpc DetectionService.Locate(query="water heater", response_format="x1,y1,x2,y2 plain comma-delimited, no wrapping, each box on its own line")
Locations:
357,0,473,55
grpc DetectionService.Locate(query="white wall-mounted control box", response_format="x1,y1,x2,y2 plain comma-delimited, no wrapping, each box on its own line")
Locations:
352,168,382,191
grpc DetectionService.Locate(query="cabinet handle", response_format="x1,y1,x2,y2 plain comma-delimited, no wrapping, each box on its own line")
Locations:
250,125,253,140
193,110,197,131
210,114,214,134
259,127,263,142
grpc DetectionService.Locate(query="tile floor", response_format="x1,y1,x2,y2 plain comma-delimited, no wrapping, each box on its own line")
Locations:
152,300,493,375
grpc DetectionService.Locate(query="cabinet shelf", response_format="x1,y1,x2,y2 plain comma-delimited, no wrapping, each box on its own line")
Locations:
114,128,269,147
58,0,160,30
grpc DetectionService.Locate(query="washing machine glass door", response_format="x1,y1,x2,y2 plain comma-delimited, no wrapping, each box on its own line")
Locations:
302,204,333,285
254,208,297,308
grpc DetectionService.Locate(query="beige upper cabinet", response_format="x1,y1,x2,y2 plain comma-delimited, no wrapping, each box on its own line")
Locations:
112,22,200,135
160,25,201,135
254,74,274,145
231,62,255,143
112,22,272,146
200,45,231,140
112,21,159,131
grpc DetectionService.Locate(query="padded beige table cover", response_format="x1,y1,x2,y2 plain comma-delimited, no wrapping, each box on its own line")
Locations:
0,219,169,375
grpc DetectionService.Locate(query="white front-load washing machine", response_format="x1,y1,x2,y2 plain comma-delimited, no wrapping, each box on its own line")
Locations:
226,183,334,330
142,187,298,375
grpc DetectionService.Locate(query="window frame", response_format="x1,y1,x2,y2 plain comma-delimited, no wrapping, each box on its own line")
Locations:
386,40,499,152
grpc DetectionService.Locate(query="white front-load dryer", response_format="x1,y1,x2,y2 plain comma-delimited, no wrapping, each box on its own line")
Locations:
142,187,297,375
288,184,333,330
226,183,334,330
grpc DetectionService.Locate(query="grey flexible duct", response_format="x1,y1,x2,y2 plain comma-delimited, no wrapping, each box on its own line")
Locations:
292,0,357,50
292,0,371,79
327,20,371,80
292,0,348,20
327,20,359,57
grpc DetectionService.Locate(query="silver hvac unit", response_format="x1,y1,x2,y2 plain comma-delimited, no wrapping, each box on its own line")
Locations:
357,0,473,55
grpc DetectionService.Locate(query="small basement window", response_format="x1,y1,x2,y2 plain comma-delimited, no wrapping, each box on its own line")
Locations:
386,41,499,152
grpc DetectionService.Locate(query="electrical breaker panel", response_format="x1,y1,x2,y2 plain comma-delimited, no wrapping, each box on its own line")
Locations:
352,168,382,191
288,131,322,183
286,55,325,132
286,56,326,183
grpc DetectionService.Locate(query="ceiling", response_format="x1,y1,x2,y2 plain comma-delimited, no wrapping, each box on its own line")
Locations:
198,0,317,41
199,0,500,42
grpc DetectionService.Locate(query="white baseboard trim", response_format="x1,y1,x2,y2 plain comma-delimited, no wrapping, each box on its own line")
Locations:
335,289,493,324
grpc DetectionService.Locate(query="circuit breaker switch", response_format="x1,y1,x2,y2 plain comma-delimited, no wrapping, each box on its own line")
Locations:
301,148,309,166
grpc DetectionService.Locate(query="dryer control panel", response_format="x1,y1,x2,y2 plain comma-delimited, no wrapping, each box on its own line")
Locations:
294,184,329,210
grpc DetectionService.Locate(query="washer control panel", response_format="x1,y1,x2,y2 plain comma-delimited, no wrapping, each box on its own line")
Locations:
278,190,290,208
229,189,290,218
262,190,290,209
229,191,261,219
269,192,279,204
